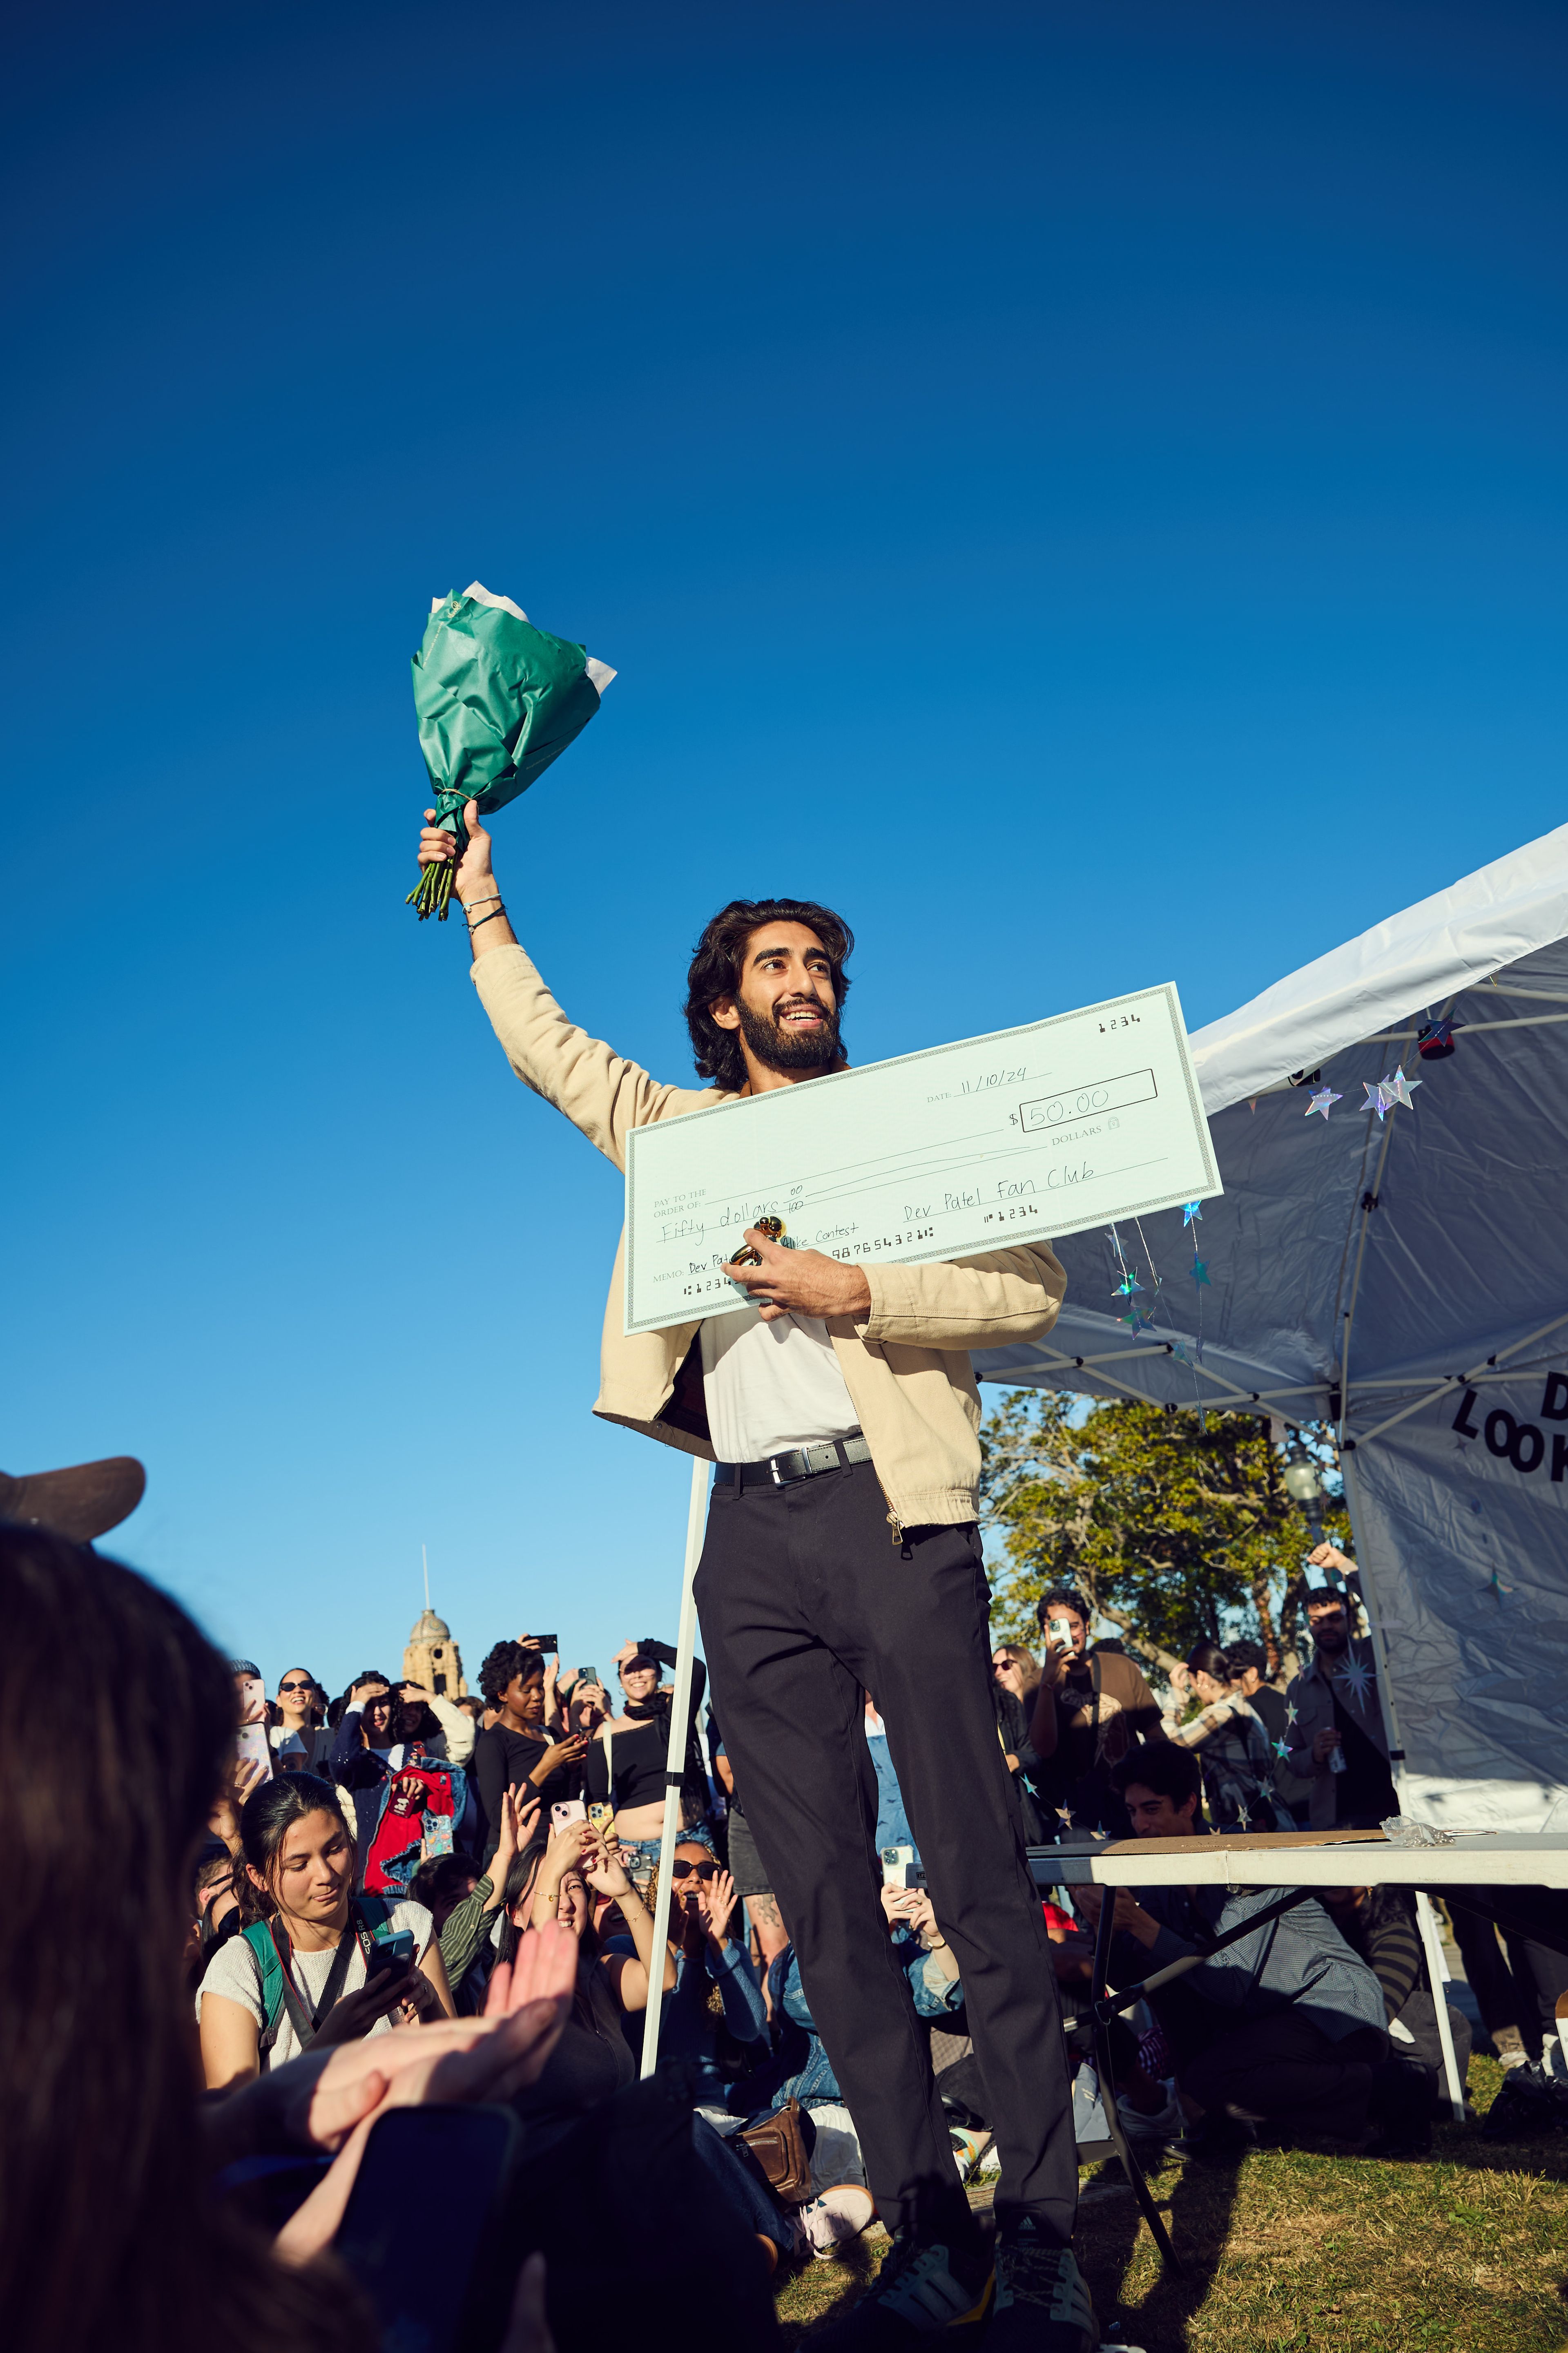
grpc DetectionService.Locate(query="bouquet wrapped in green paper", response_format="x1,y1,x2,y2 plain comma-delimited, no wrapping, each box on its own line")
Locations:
408,583,616,919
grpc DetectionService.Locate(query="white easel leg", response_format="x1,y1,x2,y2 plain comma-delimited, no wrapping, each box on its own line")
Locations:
640,1454,709,2080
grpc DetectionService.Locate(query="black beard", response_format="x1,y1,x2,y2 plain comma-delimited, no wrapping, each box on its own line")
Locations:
736,993,841,1076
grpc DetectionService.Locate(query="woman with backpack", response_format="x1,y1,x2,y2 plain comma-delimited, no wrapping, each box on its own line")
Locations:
198,1772,455,2086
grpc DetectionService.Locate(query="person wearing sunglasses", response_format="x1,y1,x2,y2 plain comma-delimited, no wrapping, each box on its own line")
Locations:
270,1666,332,1772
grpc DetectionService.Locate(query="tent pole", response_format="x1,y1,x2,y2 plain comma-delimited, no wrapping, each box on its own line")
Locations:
1414,1890,1467,2123
640,1454,710,2080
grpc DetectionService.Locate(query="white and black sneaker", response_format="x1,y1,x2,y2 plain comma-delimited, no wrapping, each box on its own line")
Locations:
804,2228,994,2346
988,2219,1097,2352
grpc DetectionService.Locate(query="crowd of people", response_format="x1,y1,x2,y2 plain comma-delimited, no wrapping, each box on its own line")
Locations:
13,1500,1568,2353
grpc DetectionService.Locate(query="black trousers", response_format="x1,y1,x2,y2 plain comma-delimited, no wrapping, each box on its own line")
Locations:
694,1457,1077,2246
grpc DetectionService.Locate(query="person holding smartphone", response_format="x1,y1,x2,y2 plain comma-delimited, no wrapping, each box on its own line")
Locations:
198,1772,454,2085
473,1640,589,1865
1028,1586,1165,1836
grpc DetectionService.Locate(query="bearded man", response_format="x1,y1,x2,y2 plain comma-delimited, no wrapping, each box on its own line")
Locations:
415,801,1091,2351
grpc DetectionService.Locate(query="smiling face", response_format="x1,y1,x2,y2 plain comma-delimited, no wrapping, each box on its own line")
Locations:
619,1658,660,1706
710,922,841,1085
258,1806,355,1930
1121,1781,1198,1838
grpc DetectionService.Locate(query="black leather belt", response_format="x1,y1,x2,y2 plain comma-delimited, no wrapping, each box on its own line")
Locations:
716,1433,872,1489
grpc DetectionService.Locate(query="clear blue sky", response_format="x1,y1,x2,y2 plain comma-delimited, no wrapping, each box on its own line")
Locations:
4,0,1565,1699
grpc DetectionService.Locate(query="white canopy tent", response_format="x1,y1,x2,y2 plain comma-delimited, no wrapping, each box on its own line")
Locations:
976,821,1568,1832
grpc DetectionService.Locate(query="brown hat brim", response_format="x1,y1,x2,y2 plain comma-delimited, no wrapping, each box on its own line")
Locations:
0,1456,146,1543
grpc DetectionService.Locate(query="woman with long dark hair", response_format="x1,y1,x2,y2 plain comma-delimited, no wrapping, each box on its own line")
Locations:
0,1524,365,2353
199,1773,455,2085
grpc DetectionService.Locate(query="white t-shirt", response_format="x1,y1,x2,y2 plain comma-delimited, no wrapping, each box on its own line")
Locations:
196,1898,433,2071
700,1303,859,1464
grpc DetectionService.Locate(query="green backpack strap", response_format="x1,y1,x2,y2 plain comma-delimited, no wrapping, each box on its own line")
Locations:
245,1903,405,2055
243,1920,288,2052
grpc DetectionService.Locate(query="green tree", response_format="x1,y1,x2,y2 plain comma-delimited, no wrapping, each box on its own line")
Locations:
978,1389,1351,1677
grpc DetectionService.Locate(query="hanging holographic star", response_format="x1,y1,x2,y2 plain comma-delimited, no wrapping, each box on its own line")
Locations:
1305,1085,1342,1120
1111,1270,1145,1297
1273,1737,1291,1761
1172,1337,1192,1365
1333,1656,1375,1711
1119,1303,1156,1335
1191,1257,1211,1287
1183,1201,1203,1226
1362,1078,1392,1119
1382,1067,1423,1110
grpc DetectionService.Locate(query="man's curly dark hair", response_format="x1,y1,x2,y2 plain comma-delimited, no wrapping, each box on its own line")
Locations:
683,898,854,1094
478,1639,545,1709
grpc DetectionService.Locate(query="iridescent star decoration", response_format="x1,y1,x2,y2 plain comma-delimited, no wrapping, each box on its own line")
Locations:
1305,1085,1342,1120
1273,1737,1291,1761
1285,1702,1298,1730
1183,1201,1203,1226
1333,1656,1375,1710
1191,1257,1211,1287
1119,1304,1156,1335
1382,1067,1423,1110
1363,1078,1392,1120
1111,1270,1145,1297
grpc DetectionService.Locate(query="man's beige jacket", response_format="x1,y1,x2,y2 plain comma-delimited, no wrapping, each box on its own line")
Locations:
472,944,1067,1535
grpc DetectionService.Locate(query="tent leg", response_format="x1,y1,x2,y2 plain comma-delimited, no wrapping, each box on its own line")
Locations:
1414,1889,1467,2124
639,1456,710,2080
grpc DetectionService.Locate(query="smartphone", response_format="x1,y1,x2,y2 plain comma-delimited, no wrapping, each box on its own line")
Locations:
333,2105,522,2353
1048,1615,1073,1645
881,1843,919,1890
526,1635,559,1654
235,1722,272,1784
576,1665,601,1690
551,1799,588,1832
364,1929,417,1980
587,1801,616,1836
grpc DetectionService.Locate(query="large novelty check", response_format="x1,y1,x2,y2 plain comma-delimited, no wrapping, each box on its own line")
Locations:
622,983,1220,1335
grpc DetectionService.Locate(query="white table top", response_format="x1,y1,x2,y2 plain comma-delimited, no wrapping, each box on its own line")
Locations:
1028,1831,1568,1891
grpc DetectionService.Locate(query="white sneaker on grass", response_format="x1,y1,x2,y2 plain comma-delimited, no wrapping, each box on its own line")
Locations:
800,2185,878,2259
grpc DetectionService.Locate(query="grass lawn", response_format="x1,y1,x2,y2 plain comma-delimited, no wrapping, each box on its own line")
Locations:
774,2058,1568,2349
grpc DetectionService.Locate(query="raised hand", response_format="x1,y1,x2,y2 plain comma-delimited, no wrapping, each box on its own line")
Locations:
578,1829,632,1900
531,1733,589,1782
417,797,495,904
700,1865,738,1947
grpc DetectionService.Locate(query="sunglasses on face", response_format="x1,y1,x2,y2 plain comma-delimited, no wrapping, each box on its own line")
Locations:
279,1679,313,1695
670,1859,718,1883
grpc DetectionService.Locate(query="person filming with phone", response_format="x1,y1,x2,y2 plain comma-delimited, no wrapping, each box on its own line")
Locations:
473,1639,589,1865
198,1773,455,2085
1028,1586,1165,1835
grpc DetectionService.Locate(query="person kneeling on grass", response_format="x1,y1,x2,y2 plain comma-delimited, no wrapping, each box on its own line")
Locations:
1075,1742,1394,2158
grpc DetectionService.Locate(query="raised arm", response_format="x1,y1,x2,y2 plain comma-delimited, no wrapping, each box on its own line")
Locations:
415,801,709,1166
